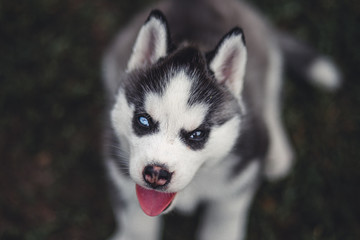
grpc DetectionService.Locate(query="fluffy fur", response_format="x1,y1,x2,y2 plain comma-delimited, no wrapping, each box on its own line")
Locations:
102,1,340,239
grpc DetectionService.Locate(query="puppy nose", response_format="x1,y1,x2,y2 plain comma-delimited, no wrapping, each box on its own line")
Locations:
143,165,172,189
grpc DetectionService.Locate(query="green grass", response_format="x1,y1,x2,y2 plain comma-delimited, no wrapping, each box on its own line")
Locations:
1,0,359,239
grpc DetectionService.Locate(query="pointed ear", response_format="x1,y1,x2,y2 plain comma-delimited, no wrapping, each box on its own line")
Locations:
127,10,170,72
207,27,247,96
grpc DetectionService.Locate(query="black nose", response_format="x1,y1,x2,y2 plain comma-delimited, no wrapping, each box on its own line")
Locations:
143,165,172,189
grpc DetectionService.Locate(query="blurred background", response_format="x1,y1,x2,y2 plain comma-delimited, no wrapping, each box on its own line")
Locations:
0,0,359,239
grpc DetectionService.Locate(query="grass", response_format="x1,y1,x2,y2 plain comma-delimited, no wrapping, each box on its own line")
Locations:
0,0,359,239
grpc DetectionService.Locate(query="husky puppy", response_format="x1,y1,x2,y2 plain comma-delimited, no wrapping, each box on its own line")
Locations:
102,0,340,239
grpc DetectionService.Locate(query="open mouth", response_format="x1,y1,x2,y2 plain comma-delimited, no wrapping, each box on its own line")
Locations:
136,184,177,216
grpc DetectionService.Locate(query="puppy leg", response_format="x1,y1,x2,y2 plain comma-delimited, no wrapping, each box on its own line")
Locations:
197,188,257,240
264,47,294,180
109,200,162,240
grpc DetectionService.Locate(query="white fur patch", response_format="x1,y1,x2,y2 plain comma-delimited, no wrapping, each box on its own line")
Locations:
202,117,241,166
307,57,341,90
111,90,134,154
145,70,209,134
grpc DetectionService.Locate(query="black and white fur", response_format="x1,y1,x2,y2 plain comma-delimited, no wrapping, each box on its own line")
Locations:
102,1,340,239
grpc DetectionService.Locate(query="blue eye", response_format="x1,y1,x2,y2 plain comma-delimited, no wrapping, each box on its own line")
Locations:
189,130,204,140
138,116,150,127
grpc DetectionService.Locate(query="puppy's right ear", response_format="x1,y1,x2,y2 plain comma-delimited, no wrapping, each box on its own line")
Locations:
127,10,170,72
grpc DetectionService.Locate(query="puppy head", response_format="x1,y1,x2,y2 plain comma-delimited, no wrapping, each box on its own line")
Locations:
110,10,247,215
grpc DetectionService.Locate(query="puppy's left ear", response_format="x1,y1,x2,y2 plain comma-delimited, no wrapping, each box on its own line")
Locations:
127,10,170,72
207,28,247,97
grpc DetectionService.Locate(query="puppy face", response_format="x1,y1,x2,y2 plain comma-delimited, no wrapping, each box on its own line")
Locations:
110,10,247,198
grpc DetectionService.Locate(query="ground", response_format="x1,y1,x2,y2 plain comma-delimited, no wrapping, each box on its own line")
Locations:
0,0,359,239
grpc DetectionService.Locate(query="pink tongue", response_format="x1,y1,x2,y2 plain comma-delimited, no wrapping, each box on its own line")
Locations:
136,184,176,216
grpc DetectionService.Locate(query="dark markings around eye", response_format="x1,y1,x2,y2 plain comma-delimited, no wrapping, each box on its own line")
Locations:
180,128,210,150
132,113,159,136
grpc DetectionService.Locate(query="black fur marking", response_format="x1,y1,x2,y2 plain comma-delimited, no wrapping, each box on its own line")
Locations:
180,125,210,150
125,67,169,109
230,115,269,178
146,9,168,24
167,47,207,72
